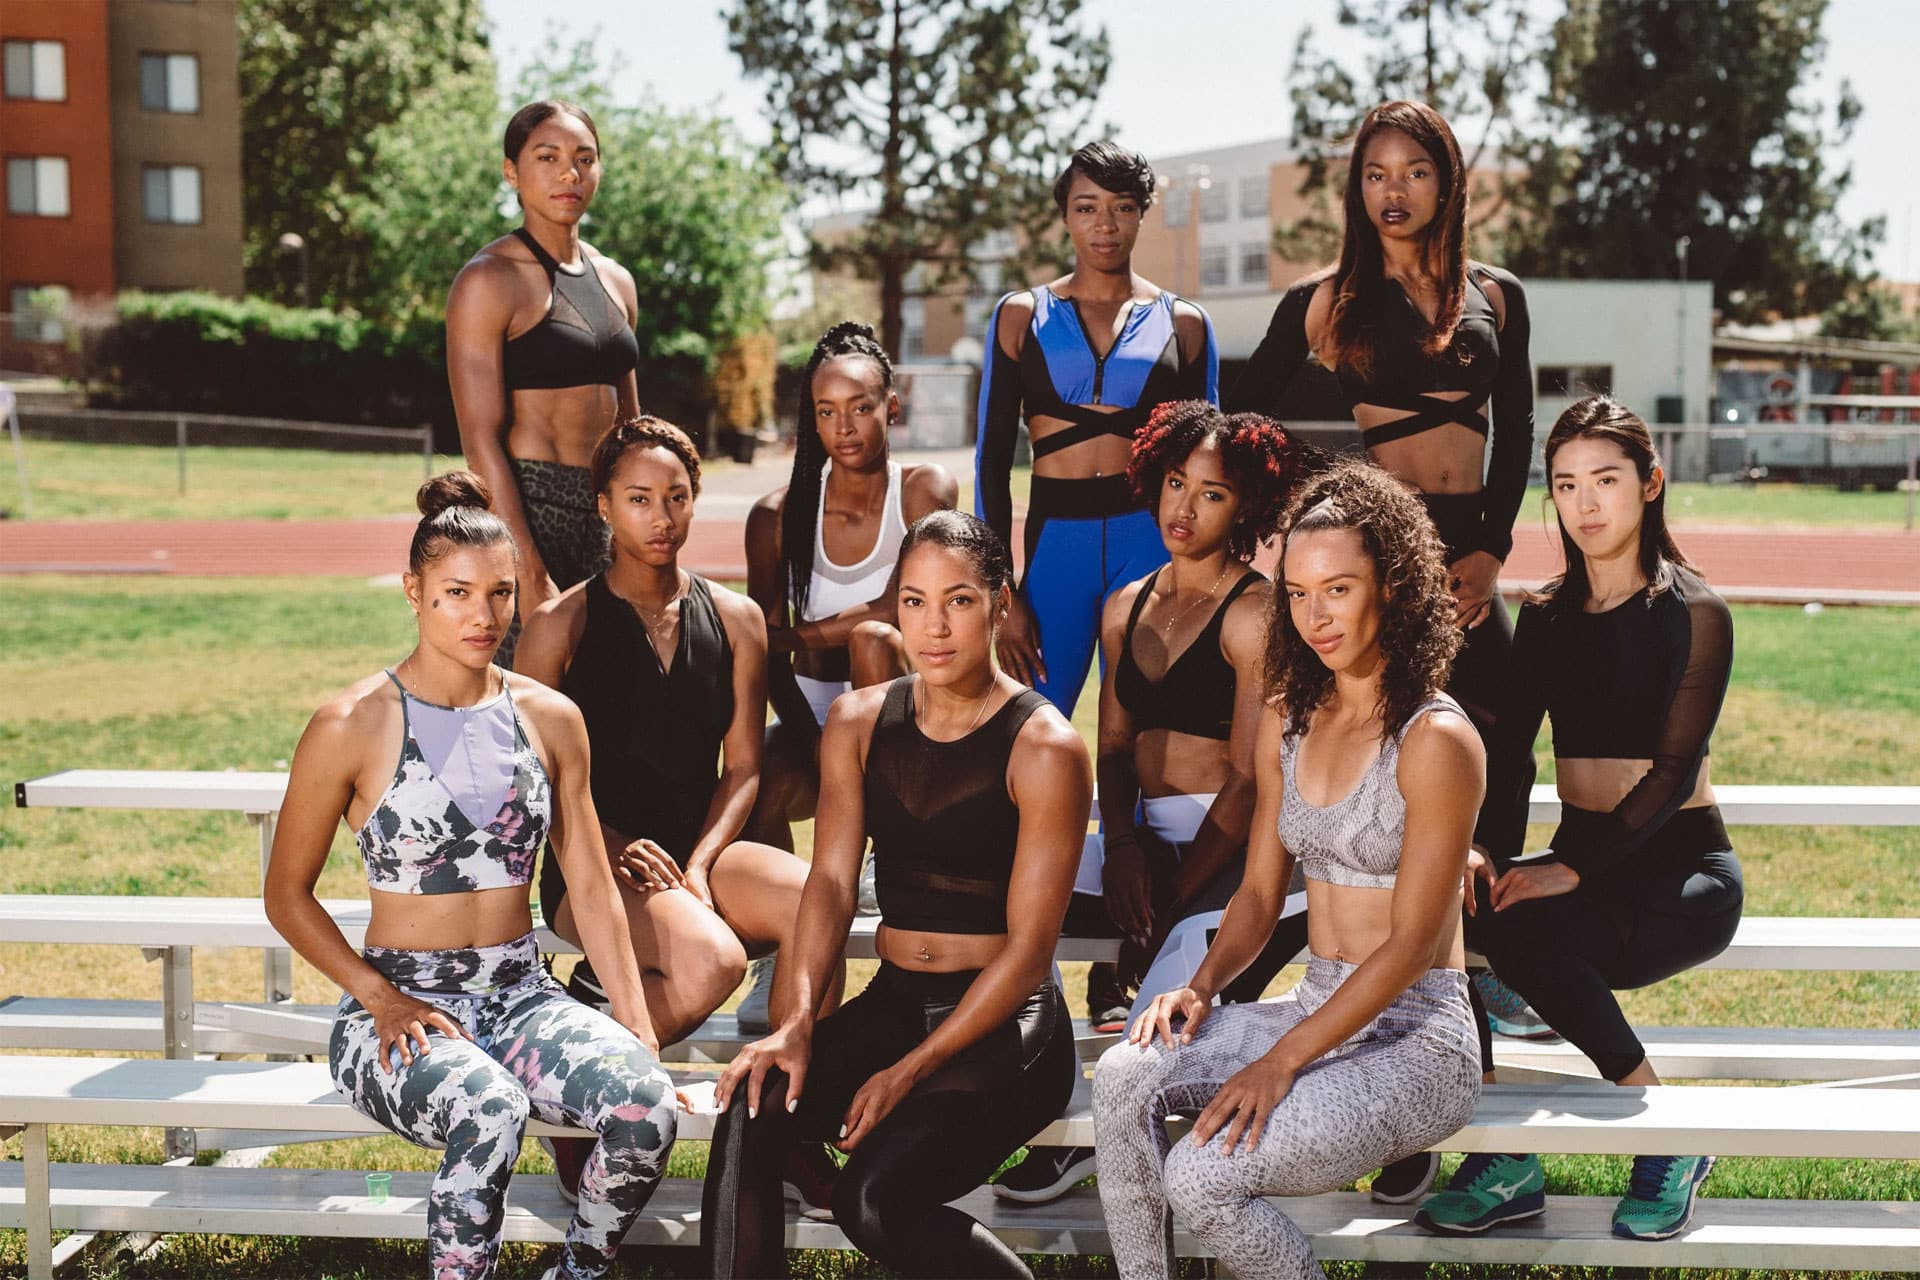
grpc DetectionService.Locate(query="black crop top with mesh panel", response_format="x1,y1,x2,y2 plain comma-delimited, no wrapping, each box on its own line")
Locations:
1226,263,1533,560
501,228,640,392
865,677,1049,935
1114,569,1262,741
1482,566,1733,880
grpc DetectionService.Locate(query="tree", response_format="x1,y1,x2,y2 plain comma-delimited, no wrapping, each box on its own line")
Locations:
238,0,494,310
727,0,1111,358
1502,0,1881,322
1276,0,1534,265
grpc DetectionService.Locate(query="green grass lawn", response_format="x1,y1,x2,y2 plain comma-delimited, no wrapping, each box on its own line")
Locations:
1,575,1915,1277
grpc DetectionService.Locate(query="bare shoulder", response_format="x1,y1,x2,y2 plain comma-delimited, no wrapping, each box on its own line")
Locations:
1220,574,1274,653
993,289,1037,346
749,486,789,520
901,461,958,515
1104,574,1148,630
823,681,891,761
526,578,589,631
1396,703,1485,789
1012,697,1090,767
709,578,769,640
503,671,586,739
447,243,528,314
301,670,399,758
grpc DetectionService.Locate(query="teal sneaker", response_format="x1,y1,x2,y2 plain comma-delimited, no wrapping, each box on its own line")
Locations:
1612,1154,1714,1240
1413,1152,1547,1234
1472,969,1560,1041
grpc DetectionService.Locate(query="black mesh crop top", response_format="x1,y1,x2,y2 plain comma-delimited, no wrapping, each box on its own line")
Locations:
501,228,640,392
1114,569,1262,740
865,677,1048,935
1226,262,1533,560
1482,566,1734,879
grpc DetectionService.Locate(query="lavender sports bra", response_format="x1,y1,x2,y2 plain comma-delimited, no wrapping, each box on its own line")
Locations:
1278,694,1463,890
355,672,551,895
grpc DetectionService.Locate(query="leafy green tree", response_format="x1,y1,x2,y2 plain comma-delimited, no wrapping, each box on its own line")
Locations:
1820,286,1920,343
238,0,494,309
727,0,1110,357
1502,0,1881,322
1276,0,1533,265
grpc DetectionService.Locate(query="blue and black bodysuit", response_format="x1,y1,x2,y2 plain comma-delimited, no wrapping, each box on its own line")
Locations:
974,287,1218,715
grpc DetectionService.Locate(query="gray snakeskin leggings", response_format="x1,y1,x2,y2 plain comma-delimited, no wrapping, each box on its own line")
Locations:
1093,956,1480,1279
329,932,675,1280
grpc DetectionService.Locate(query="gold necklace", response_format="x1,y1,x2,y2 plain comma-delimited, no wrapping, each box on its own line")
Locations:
1161,564,1232,637
918,675,997,737
629,572,687,630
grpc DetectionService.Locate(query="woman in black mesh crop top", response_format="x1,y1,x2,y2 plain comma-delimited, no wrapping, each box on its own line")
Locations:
701,511,1092,1279
1226,102,1534,859
1415,397,1742,1242
447,101,642,667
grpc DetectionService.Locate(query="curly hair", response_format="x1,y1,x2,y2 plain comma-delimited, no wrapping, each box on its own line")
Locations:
1266,459,1460,740
589,415,703,498
1128,400,1317,562
783,320,894,620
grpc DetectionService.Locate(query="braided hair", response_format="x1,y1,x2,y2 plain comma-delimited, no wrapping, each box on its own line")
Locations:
781,321,894,621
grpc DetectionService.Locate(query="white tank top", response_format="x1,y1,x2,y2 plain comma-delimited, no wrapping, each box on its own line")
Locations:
802,461,909,622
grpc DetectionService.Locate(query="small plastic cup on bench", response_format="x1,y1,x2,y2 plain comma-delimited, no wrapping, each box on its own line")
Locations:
366,1171,391,1204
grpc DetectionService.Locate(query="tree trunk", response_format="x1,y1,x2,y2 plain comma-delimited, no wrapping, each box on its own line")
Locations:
879,0,907,360
880,256,906,363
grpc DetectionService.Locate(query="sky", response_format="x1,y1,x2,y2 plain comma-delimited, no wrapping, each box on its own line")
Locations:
482,0,1920,281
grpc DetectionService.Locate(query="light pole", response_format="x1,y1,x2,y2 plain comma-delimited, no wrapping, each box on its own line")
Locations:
277,232,310,307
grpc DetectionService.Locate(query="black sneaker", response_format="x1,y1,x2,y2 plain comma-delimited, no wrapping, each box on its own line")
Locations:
781,1142,840,1221
566,960,609,1011
1370,1150,1440,1204
992,1145,1098,1203
1086,963,1132,1034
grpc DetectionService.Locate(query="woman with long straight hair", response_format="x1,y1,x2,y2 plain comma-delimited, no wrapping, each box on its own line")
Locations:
1415,396,1741,1242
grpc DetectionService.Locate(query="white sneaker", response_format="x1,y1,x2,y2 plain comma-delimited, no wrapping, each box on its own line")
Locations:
857,852,880,916
737,954,777,1035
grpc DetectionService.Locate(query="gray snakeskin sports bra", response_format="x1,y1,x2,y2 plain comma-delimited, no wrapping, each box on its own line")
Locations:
1279,694,1464,889
355,671,552,895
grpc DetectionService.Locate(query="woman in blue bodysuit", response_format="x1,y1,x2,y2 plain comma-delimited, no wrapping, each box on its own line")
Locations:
975,140,1219,719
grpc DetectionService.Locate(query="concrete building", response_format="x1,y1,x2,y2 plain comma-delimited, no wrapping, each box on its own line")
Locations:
1,0,242,368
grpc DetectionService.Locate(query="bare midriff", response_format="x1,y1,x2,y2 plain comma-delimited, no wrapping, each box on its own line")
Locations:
875,923,1009,974
1028,410,1133,480
1355,396,1485,495
1554,757,1716,815
1135,726,1232,800
363,884,536,953
1304,878,1466,972
505,383,621,468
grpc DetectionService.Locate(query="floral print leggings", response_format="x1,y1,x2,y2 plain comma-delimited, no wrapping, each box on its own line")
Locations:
329,932,675,1280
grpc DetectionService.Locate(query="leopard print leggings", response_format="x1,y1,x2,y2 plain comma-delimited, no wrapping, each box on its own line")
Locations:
1093,956,1480,1279
497,457,612,668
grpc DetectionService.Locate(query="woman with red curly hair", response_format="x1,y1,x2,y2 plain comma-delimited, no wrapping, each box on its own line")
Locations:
994,401,1314,1206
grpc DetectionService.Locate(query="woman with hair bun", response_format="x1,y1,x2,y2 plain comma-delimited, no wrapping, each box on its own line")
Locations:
1094,459,1484,1280
447,100,642,666
997,400,1316,1204
745,321,957,852
265,471,674,1280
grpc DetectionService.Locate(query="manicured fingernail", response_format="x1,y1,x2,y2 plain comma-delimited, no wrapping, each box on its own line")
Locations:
748,1106,757,1119
787,1098,798,1113
838,1124,847,1139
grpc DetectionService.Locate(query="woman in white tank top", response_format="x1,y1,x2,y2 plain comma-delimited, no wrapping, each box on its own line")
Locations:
744,321,957,852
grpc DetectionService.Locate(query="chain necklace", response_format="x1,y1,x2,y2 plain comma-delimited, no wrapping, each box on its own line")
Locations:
395,653,497,706
917,674,997,738
628,571,687,631
1160,563,1232,637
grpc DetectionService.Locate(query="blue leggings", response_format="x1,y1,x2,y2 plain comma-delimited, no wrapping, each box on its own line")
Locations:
1023,475,1169,717
329,932,676,1280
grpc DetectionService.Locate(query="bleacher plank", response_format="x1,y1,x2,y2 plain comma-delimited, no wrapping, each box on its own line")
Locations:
0,1166,1915,1269
1492,1025,1920,1083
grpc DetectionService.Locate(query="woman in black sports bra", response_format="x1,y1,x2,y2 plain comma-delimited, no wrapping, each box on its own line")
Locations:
1228,100,1532,754
997,399,1316,1205
701,510,1091,1279
447,100,642,666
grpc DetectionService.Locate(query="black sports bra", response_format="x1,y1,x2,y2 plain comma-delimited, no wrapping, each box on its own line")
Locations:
1114,569,1261,740
865,677,1048,935
1334,274,1500,447
501,228,640,392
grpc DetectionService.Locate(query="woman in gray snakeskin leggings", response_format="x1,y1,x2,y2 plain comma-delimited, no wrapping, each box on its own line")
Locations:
1093,459,1484,1279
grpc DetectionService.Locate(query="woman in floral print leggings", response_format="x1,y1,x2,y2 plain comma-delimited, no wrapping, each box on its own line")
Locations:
266,470,676,1280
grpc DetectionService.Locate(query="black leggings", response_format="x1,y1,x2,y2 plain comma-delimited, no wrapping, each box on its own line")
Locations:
702,962,1078,1278
1467,807,1744,1081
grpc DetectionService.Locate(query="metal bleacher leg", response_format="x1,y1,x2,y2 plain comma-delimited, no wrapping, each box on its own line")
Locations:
159,944,197,1160
253,812,293,1004
25,1121,51,1279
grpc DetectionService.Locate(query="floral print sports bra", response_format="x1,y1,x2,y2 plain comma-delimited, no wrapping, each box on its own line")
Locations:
355,671,551,895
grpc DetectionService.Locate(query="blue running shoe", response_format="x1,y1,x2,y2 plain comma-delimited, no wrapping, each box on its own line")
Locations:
1613,1154,1715,1240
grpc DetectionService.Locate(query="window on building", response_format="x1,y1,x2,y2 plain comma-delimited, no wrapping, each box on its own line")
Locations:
3,40,65,101
1239,177,1269,220
143,165,203,224
140,53,200,113
9,284,71,344
1239,243,1270,289
1199,245,1229,289
1162,193,1190,228
1538,364,1614,397
1198,183,1228,224
6,156,70,217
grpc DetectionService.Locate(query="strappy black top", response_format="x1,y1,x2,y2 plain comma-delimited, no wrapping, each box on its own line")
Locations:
1227,262,1533,560
865,677,1048,935
1114,569,1262,740
501,228,640,392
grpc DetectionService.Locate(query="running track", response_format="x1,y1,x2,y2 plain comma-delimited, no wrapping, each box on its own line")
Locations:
2,516,1915,601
